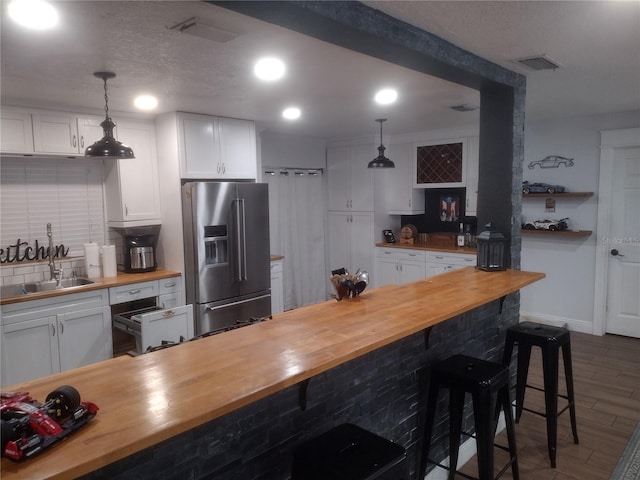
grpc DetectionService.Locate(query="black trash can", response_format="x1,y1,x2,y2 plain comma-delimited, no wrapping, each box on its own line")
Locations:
291,423,408,480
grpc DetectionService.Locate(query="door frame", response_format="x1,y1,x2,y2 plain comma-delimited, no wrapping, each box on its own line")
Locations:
593,127,640,335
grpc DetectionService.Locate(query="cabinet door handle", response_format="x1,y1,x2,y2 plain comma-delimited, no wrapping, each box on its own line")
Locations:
464,258,474,262
60,321,64,335
51,323,56,336
222,163,226,174
164,281,177,288
80,135,85,149
125,204,128,216
400,264,403,272
72,134,77,148
435,255,444,259
128,289,141,295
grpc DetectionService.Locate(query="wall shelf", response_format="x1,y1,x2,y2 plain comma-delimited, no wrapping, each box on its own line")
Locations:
522,192,594,198
521,229,592,237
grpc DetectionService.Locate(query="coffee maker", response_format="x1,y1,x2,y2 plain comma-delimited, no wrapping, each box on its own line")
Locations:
118,225,161,273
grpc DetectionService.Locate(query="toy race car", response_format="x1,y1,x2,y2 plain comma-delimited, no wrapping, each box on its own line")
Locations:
522,181,566,194
1,385,98,461
522,218,569,231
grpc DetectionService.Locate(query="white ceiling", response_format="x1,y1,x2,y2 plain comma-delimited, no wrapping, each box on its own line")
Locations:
1,1,638,140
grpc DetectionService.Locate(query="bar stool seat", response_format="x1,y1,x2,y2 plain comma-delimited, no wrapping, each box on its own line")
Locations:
420,354,519,480
502,321,579,468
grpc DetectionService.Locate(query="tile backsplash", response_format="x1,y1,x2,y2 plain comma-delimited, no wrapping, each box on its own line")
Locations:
0,228,125,288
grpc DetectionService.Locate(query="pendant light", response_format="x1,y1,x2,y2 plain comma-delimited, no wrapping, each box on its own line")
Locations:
85,72,135,158
367,118,394,168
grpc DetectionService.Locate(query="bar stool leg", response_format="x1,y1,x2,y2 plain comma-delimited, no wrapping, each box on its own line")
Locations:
448,388,465,480
562,342,579,444
500,387,520,480
420,378,441,479
541,345,559,468
515,343,532,422
472,388,497,480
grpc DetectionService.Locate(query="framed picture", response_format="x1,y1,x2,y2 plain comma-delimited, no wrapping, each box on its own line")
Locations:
439,195,460,222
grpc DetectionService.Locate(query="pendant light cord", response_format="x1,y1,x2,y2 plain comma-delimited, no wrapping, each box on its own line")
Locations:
103,77,110,119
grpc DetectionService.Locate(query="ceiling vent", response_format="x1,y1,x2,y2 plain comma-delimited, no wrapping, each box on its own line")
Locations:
450,104,479,112
514,54,562,71
169,17,240,43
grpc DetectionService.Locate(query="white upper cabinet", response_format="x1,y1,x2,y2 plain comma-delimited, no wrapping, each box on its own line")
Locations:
178,113,220,178
32,111,104,155
103,118,162,227
327,143,375,212
218,117,257,179
0,106,34,154
177,112,256,179
386,142,424,215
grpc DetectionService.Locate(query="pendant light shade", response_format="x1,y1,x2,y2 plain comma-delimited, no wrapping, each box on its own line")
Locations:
368,118,394,168
85,72,135,158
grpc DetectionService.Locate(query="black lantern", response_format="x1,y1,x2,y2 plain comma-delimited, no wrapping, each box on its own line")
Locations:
476,222,507,271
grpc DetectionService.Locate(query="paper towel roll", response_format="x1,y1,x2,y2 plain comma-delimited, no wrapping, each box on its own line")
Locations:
101,245,117,277
84,243,101,278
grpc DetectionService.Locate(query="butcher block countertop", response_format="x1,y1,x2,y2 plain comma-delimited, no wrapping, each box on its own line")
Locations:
0,269,181,306
0,267,544,480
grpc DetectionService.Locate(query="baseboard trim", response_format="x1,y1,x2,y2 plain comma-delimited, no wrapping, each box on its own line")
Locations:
519,311,595,335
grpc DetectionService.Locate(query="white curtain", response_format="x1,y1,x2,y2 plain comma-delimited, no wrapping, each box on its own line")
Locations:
266,169,326,310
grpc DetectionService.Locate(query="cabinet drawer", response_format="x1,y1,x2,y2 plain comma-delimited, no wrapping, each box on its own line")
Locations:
426,253,476,266
376,248,426,262
158,277,181,295
270,260,283,274
109,281,158,304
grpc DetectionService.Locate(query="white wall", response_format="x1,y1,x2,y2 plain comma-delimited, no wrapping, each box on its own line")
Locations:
260,131,327,169
520,109,640,333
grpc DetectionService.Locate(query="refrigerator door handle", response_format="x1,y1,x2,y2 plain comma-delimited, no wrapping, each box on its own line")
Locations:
204,294,271,311
234,198,248,281
239,198,248,281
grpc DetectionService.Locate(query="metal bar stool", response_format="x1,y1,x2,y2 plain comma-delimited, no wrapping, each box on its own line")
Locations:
502,321,579,468
420,354,519,480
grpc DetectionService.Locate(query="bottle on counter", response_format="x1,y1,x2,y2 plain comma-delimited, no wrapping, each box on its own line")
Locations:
457,223,465,247
464,224,472,247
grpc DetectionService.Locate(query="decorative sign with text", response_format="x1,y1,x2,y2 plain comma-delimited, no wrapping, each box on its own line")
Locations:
0,240,69,264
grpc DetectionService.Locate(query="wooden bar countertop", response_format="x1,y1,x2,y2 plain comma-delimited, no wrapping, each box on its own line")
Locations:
1,267,544,480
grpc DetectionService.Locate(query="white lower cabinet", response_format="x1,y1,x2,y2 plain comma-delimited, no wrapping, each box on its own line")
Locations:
375,247,476,287
426,252,476,277
1,289,111,387
375,249,426,286
270,259,284,315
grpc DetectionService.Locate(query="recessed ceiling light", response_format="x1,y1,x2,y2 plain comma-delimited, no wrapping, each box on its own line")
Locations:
8,0,58,30
134,94,158,111
282,107,301,120
254,57,286,81
374,88,398,105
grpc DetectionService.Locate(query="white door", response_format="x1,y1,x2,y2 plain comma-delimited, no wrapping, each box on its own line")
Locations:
399,260,425,284
605,146,640,337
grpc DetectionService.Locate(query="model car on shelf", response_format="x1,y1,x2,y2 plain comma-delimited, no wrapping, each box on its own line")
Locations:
522,181,566,194
528,155,574,169
522,218,569,231
1,385,98,461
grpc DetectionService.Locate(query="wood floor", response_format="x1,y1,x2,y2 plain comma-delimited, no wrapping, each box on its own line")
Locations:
460,331,640,480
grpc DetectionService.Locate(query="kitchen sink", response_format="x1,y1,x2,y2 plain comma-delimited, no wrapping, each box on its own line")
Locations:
1,277,97,298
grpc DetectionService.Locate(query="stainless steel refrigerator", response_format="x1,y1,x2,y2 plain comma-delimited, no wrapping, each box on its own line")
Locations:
182,182,271,335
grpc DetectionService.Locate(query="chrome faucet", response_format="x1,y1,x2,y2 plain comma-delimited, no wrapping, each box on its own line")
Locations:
47,223,62,284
